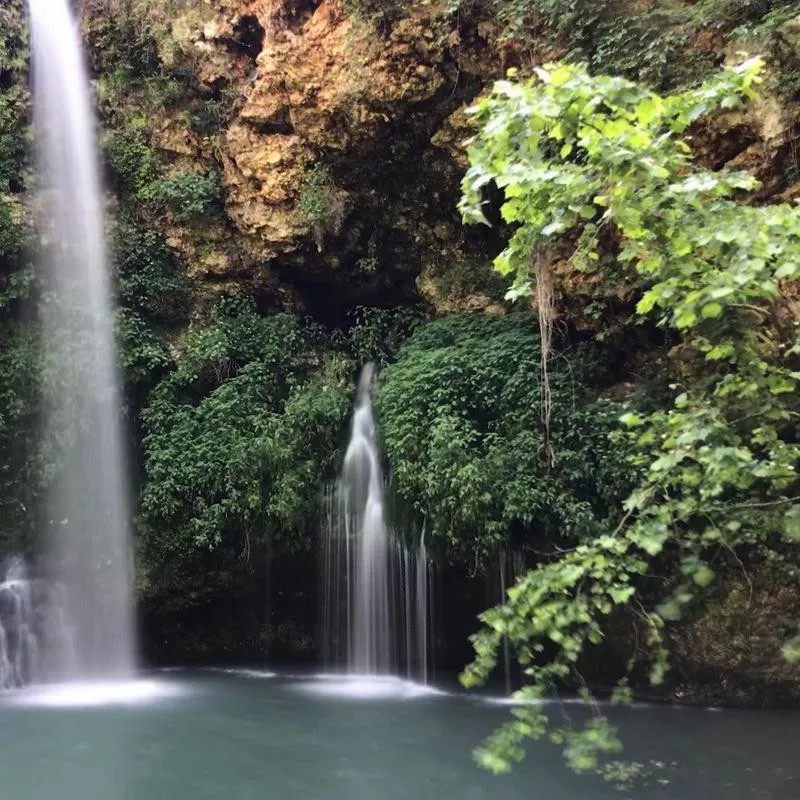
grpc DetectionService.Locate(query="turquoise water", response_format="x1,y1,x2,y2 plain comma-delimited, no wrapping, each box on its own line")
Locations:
0,671,795,799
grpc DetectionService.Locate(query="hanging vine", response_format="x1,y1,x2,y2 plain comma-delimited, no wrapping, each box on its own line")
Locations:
533,246,556,468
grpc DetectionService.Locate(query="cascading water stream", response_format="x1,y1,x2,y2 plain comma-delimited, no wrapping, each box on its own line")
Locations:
0,558,76,688
321,365,432,681
346,364,391,672
28,0,136,679
416,530,430,686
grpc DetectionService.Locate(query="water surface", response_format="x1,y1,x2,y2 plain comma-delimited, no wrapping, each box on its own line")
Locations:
0,671,795,799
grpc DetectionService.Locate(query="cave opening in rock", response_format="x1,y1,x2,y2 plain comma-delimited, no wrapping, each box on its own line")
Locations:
229,14,265,63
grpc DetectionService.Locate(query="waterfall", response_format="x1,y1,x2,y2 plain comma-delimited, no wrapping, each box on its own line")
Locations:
415,531,430,686
0,558,76,688
28,0,136,679
499,552,511,695
495,549,525,694
321,365,432,681
346,364,391,673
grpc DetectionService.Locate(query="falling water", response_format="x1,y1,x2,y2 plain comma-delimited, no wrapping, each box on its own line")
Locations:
28,0,136,678
499,552,511,695
493,549,525,694
0,558,76,688
347,364,391,672
415,531,430,685
321,365,432,680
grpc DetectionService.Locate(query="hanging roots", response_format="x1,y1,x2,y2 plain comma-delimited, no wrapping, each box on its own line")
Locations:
534,248,556,469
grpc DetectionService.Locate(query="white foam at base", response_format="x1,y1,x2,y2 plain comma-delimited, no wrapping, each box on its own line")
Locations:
4,679,185,708
291,674,446,700
481,694,657,710
207,668,278,680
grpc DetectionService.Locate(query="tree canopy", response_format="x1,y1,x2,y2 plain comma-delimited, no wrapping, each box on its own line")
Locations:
458,58,800,780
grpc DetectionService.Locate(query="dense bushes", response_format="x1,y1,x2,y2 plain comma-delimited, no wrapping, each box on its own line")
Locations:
378,314,635,564
139,302,355,598
298,164,349,251
0,321,41,549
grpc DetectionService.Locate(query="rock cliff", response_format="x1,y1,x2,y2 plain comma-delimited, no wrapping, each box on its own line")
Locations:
75,0,800,700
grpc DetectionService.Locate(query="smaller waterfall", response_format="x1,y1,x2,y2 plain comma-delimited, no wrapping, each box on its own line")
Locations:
499,552,511,694
346,365,391,673
416,532,430,686
321,365,433,681
492,549,525,694
0,558,76,689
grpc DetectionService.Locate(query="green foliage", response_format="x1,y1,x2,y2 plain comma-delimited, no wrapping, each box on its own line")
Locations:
147,170,223,221
0,2,35,549
298,164,349,250
443,0,798,91
697,0,800,30
139,302,354,596
116,309,172,387
187,98,226,136
103,123,159,199
592,7,716,91
0,2,30,260
0,321,42,548
0,262,32,310
110,219,187,393
378,314,634,564
0,201,28,271
726,3,800,99
0,92,27,194
87,6,161,78
0,2,27,75
347,306,425,367
459,59,800,778
88,4,192,129
477,0,603,54
342,0,406,29
114,221,188,323
104,124,223,220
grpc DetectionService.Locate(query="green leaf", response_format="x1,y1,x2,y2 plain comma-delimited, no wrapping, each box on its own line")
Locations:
636,293,657,315
693,566,715,588
784,507,800,542
700,302,722,319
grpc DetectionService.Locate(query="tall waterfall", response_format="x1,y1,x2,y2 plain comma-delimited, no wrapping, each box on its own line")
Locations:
322,365,432,680
29,0,136,678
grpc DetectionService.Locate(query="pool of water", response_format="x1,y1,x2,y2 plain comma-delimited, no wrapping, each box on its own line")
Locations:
0,670,795,799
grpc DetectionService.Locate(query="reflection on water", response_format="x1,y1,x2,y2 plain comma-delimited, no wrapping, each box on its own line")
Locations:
0,671,796,800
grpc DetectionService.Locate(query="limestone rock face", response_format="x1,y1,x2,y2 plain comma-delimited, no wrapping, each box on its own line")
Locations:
239,3,446,150
198,0,461,265
101,0,507,313
221,127,310,258
86,0,800,317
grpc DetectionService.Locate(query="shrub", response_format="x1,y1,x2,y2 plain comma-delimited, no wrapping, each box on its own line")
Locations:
378,314,634,564
148,170,224,221
139,303,355,591
114,222,188,324
298,164,349,251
